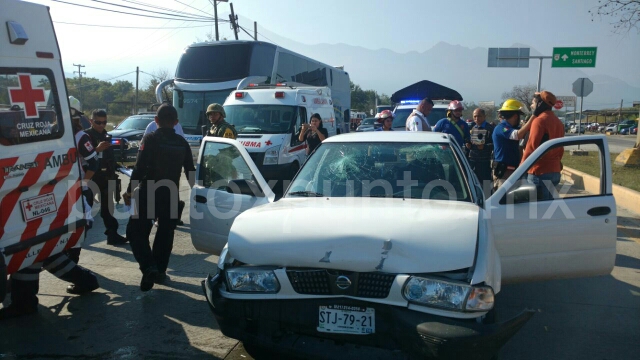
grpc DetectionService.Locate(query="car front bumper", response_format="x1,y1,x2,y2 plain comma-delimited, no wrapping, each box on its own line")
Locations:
202,273,534,360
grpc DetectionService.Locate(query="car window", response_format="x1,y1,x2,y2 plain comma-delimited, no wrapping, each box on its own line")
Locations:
225,104,298,134
199,141,253,189
361,118,376,125
287,142,470,201
0,69,64,146
115,116,154,130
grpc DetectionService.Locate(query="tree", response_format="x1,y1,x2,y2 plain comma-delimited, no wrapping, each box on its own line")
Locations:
590,0,640,34
501,84,536,112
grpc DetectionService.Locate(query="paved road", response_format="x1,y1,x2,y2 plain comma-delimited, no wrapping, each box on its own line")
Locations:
1,174,639,359
566,132,637,154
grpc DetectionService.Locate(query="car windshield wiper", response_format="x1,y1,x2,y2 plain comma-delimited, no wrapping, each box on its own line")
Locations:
288,191,324,197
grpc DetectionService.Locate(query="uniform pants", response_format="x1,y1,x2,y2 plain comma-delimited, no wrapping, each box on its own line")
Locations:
95,176,119,234
8,252,96,310
469,159,493,195
127,188,178,274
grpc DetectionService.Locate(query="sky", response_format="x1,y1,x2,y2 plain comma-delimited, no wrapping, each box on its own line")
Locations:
24,0,640,105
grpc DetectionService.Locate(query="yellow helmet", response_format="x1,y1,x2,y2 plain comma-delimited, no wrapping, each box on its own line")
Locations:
498,99,525,114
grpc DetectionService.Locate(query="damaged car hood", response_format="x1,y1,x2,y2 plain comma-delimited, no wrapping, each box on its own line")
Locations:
228,198,480,273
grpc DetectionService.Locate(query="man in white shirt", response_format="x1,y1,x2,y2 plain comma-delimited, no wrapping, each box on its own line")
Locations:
144,119,185,138
406,98,434,131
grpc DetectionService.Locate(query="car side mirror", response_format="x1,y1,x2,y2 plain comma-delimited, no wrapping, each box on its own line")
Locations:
225,179,264,197
500,183,537,205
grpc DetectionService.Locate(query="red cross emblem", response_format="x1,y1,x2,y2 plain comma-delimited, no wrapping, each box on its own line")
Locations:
9,73,46,118
25,202,33,211
265,140,272,146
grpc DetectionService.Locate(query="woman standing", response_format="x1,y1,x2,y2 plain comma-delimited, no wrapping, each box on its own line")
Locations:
298,113,329,156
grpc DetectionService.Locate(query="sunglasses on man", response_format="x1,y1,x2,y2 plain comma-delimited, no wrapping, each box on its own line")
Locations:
93,120,107,125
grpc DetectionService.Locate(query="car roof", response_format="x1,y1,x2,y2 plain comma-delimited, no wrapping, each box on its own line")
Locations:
325,131,453,143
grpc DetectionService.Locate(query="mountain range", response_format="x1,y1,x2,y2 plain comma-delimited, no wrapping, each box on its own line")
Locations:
260,30,640,111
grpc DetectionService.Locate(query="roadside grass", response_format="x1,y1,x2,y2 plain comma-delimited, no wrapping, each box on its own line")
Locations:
562,152,640,192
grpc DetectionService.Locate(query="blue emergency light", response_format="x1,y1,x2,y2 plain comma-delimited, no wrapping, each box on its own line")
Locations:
400,100,420,105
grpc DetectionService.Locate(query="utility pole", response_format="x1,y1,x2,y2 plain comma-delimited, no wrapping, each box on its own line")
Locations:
617,99,623,123
254,21,257,41
229,2,239,40
213,0,229,41
73,63,85,103
135,66,139,115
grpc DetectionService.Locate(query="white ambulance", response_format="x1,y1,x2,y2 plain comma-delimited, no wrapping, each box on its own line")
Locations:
223,84,336,181
1,0,87,301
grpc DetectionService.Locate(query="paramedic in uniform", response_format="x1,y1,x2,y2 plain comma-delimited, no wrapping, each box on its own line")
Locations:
85,109,127,245
206,103,237,139
123,104,195,292
491,99,532,191
405,98,433,131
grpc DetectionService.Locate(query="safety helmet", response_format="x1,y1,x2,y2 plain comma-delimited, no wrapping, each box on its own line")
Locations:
69,96,81,112
206,103,225,117
377,110,394,123
498,99,525,114
447,100,464,111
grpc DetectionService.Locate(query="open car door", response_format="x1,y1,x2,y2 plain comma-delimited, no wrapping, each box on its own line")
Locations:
487,135,616,284
190,137,274,256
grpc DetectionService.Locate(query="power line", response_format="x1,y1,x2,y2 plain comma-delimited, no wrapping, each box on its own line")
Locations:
53,21,212,29
50,0,217,22
67,71,137,89
172,0,212,17
86,0,211,20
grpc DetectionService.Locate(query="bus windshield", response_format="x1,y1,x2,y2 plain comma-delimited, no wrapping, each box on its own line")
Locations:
225,105,297,134
174,89,232,135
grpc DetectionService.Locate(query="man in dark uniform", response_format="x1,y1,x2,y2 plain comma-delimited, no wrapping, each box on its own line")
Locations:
123,104,195,291
206,103,237,139
85,109,127,245
468,108,494,194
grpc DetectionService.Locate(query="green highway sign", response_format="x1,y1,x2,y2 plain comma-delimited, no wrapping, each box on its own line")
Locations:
552,47,597,68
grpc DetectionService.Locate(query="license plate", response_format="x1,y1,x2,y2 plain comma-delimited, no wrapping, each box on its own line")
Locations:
20,193,57,222
317,305,375,334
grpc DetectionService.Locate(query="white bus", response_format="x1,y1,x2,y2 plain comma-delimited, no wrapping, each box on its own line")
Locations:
156,41,351,156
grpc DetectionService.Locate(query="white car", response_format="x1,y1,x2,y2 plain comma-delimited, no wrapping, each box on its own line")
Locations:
605,123,618,133
192,132,616,359
392,100,449,130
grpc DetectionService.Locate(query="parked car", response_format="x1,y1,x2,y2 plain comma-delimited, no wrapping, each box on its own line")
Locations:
355,117,379,132
619,126,632,135
617,119,638,133
193,132,616,360
604,123,618,134
569,124,585,134
108,114,155,165
629,125,637,135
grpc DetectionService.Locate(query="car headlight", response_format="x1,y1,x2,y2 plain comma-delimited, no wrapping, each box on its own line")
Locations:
127,140,141,150
402,277,494,312
263,145,279,165
225,267,280,293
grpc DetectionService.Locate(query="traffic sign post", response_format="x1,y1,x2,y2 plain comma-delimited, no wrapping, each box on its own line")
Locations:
552,47,597,68
572,78,593,145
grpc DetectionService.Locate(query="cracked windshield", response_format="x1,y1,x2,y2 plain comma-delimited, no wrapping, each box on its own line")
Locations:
288,142,469,200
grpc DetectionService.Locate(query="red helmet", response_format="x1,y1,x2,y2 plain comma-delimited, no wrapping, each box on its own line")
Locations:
447,100,464,111
377,110,394,123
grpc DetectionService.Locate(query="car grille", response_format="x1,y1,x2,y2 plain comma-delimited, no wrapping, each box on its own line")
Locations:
286,269,396,299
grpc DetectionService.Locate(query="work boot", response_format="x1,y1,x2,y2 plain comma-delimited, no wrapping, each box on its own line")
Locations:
154,271,169,284
0,304,37,320
66,271,99,295
106,230,127,245
140,266,159,292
